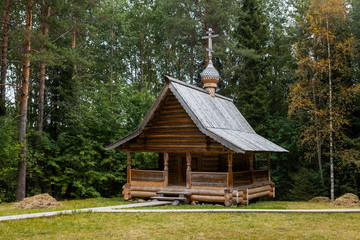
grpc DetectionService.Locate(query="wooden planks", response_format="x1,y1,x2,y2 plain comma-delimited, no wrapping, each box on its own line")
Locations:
201,153,220,171
253,170,268,183
191,172,227,188
131,170,164,182
233,171,252,186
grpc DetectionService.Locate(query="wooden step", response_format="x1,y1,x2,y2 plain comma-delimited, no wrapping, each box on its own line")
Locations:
151,196,187,201
156,191,191,197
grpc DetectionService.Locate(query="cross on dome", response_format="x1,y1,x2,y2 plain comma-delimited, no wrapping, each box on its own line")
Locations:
201,28,219,61
200,28,220,98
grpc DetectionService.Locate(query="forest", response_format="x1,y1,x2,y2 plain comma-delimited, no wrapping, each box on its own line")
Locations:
0,0,359,202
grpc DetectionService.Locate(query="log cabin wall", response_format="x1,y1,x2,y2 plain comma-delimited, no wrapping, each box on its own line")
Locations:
201,153,220,171
120,91,228,153
233,153,249,171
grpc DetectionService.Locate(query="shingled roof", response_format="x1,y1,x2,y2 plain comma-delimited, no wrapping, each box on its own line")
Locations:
106,76,287,153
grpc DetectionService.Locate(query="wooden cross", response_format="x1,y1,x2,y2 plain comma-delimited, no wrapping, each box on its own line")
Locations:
201,28,218,60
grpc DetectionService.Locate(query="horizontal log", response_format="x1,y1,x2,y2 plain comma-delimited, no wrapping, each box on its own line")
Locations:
129,186,227,196
130,186,161,192
192,172,227,175
147,127,199,133
151,115,191,122
119,147,227,153
248,185,271,194
145,132,205,137
191,182,227,188
130,191,157,198
163,99,179,105
158,108,186,114
207,143,225,148
146,142,206,147
149,122,197,128
132,170,163,174
146,137,206,143
248,190,271,200
233,180,252,187
131,180,164,187
157,112,189,118
190,195,225,203
150,118,194,124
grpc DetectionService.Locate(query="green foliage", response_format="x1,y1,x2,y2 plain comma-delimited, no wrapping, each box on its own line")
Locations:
0,117,21,202
1,0,360,203
289,167,327,201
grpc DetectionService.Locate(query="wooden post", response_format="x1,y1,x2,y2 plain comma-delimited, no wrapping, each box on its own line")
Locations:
164,152,169,187
249,152,254,184
267,152,271,182
186,152,191,189
127,152,131,184
227,153,233,188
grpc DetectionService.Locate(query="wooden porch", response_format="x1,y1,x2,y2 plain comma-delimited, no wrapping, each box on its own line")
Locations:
122,152,275,206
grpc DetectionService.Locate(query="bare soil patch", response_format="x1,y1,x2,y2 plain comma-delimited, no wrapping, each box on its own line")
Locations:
333,193,360,207
13,193,61,209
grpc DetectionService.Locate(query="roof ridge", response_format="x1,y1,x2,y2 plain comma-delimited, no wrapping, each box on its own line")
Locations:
165,76,233,102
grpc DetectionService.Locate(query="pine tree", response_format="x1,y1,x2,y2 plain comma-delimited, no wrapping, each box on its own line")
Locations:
228,0,270,133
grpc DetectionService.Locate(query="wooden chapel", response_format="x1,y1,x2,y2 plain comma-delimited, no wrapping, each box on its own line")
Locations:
106,29,287,206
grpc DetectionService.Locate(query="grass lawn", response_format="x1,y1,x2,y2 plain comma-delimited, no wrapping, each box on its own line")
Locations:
0,197,128,217
1,199,360,239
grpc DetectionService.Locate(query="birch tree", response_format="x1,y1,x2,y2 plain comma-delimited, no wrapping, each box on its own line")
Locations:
289,0,355,200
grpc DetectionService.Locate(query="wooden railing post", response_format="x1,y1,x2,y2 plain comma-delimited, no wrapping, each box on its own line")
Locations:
186,152,191,189
227,153,233,188
127,152,131,184
249,152,254,184
164,152,169,187
267,152,271,182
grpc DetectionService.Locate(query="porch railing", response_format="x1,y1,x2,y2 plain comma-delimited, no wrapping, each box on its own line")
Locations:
191,172,228,188
129,169,269,188
131,169,164,183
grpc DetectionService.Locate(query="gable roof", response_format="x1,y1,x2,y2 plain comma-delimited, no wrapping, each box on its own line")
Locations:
106,76,288,153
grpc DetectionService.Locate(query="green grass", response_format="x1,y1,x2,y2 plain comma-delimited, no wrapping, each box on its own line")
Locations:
0,197,128,217
1,211,360,239
128,199,360,210
1,199,360,239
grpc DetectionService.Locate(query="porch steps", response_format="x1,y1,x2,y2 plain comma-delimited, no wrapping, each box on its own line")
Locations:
151,191,191,204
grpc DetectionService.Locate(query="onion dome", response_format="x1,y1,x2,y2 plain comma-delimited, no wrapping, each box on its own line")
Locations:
200,59,219,98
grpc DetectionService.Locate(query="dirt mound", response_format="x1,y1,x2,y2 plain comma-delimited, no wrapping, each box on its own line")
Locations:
309,196,331,203
333,193,360,207
13,193,62,209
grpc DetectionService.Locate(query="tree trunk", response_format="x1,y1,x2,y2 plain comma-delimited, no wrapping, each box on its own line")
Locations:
17,0,33,201
139,30,144,90
326,14,334,201
72,14,76,49
0,0,10,117
311,67,324,184
37,1,50,135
